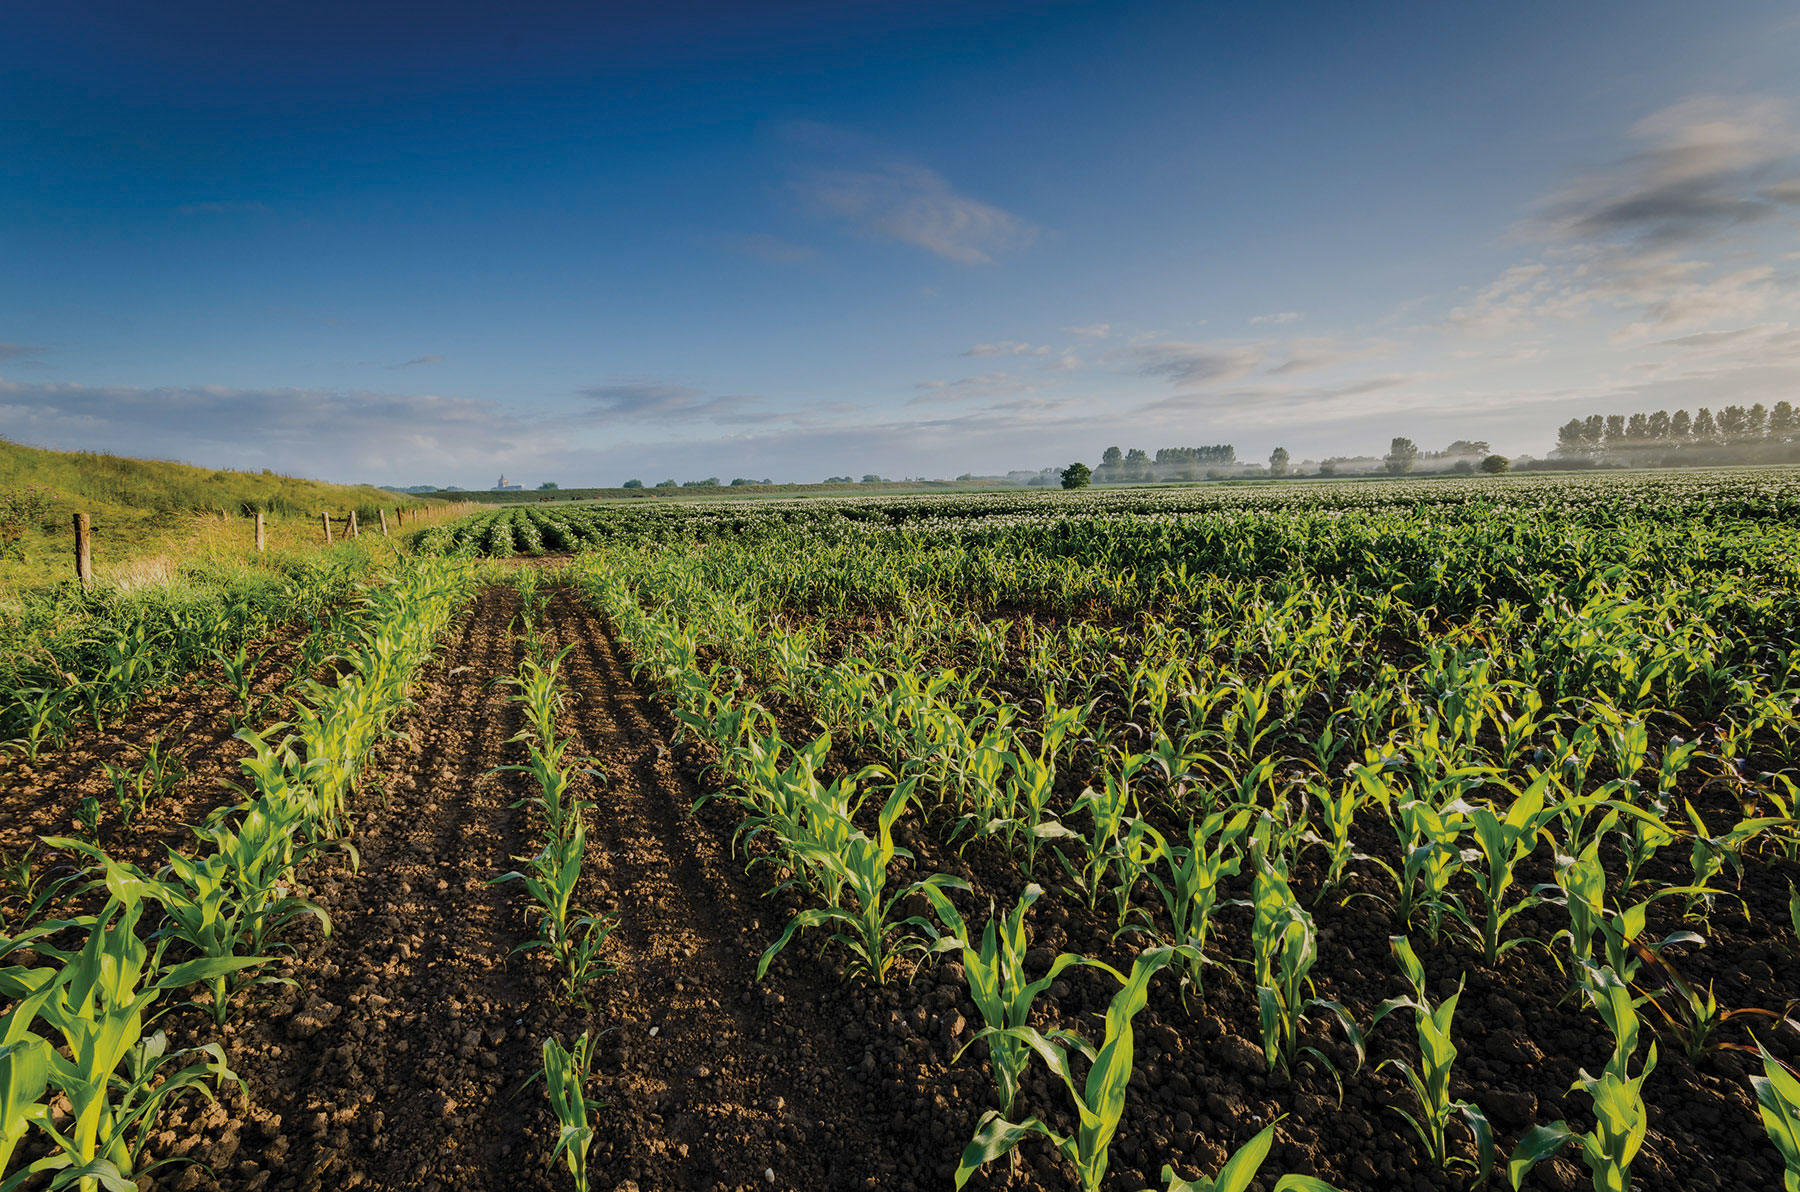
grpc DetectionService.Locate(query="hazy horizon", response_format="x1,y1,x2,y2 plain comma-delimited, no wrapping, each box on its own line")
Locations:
4,1,1799,487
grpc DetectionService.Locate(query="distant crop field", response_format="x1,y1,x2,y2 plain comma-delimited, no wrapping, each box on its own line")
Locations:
6,468,1800,1191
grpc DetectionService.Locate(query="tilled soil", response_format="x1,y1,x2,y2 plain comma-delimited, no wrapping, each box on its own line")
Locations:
141,587,947,1192
0,634,313,890
19,578,1792,1192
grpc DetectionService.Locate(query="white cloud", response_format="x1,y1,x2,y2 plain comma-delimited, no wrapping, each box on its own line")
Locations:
1063,323,1112,339
1251,311,1302,325
1126,340,1265,386
576,380,763,423
963,341,1050,357
910,371,1033,403
0,380,548,480
797,163,1032,265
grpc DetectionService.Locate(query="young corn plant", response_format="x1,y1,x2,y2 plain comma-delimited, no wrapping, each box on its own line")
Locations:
207,641,279,728
2,686,70,762
1547,842,1703,986
1060,757,1145,912
1367,936,1492,1180
1455,773,1557,965
1146,807,1251,1006
1683,801,1784,926
1250,853,1362,1082
1301,779,1360,901
1632,946,1791,1061
1751,1040,1800,1192
757,783,969,984
1508,966,1657,1192
930,883,1094,1118
1,989,55,1185
541,1031,598,1192
100,738,186,834
1150,1118,1343,1191
0,890,258,1192
493,815,614,1003
954,947,1175,1192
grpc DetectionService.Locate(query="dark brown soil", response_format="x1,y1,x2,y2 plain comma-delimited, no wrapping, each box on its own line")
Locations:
0,634,313,890
12,579,1791,1192
140,587,946,1192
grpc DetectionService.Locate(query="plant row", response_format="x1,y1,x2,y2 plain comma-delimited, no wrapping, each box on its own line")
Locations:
0,558,474,1190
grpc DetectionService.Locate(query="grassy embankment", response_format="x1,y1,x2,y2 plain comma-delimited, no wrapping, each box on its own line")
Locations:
0,437,463,591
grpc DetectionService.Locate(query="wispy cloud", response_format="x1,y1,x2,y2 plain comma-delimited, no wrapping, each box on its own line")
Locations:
0,343,46,366
576,379,761,423
1136,372,1430,426
963,341,1050,357
1535,96,1800,253
797,163,1032,264
910,371,1033,403
1251,311,1302,325
0,379,545,478
1126,340,1265,386
1452,95,1800,340
386,354,445,370
1064,323,1112,339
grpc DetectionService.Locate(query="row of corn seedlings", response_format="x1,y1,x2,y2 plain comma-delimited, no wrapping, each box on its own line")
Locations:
566,514,1800,1189
577,566,1370,1192
0,558,474,1190
491,587,618,1192
1,550,381,758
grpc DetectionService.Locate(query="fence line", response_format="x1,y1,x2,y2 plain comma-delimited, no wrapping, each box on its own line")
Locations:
61,502,480,585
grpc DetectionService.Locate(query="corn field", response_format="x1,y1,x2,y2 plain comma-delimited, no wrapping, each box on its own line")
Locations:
4,469,1800,1191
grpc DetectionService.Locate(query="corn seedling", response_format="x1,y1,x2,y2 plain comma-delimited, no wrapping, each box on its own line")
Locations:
0,888,259,1191
1367,937,1492,1180
931,883,1095,1118
1147,807,1251,1005
1632,945,1792,1061
954,947,1175,1192
1250,851,1362,1081
1301,779,1359,899
1751,1040,1800,1192
100,738,185,834
541,1032,598,1192
494,815,614,1002
1150,1118,1344,1191
1508,966,1657,1192
757,782,970,984
1455,772,1556,964
2,686,70,762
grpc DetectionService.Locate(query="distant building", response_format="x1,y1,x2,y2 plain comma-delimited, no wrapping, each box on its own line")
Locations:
492,474,523,491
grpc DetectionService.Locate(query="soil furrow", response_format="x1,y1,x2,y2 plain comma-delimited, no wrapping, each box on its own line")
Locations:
165,585,548,1192
547,589,930,1192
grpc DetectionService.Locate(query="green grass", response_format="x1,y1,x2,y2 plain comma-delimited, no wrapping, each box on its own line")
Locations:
0,437,452,590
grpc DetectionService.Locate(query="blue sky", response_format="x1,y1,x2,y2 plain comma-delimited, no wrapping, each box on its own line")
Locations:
3,0,1799,485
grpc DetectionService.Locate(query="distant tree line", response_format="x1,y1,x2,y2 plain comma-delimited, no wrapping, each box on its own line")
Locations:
1553,403,1799,465
1095,444,1236,482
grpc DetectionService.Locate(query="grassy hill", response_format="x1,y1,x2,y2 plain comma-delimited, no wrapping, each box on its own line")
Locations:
0,437,448,589
0,437,410,518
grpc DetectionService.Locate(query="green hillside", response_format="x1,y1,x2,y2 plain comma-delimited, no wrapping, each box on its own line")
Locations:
0,437,442,589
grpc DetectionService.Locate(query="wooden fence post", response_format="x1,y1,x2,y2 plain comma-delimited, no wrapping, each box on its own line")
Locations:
73,512,92,588
378,509,389,536
348,509,359,538
396,507,406,528
322,512,333,545
255,511,266,552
